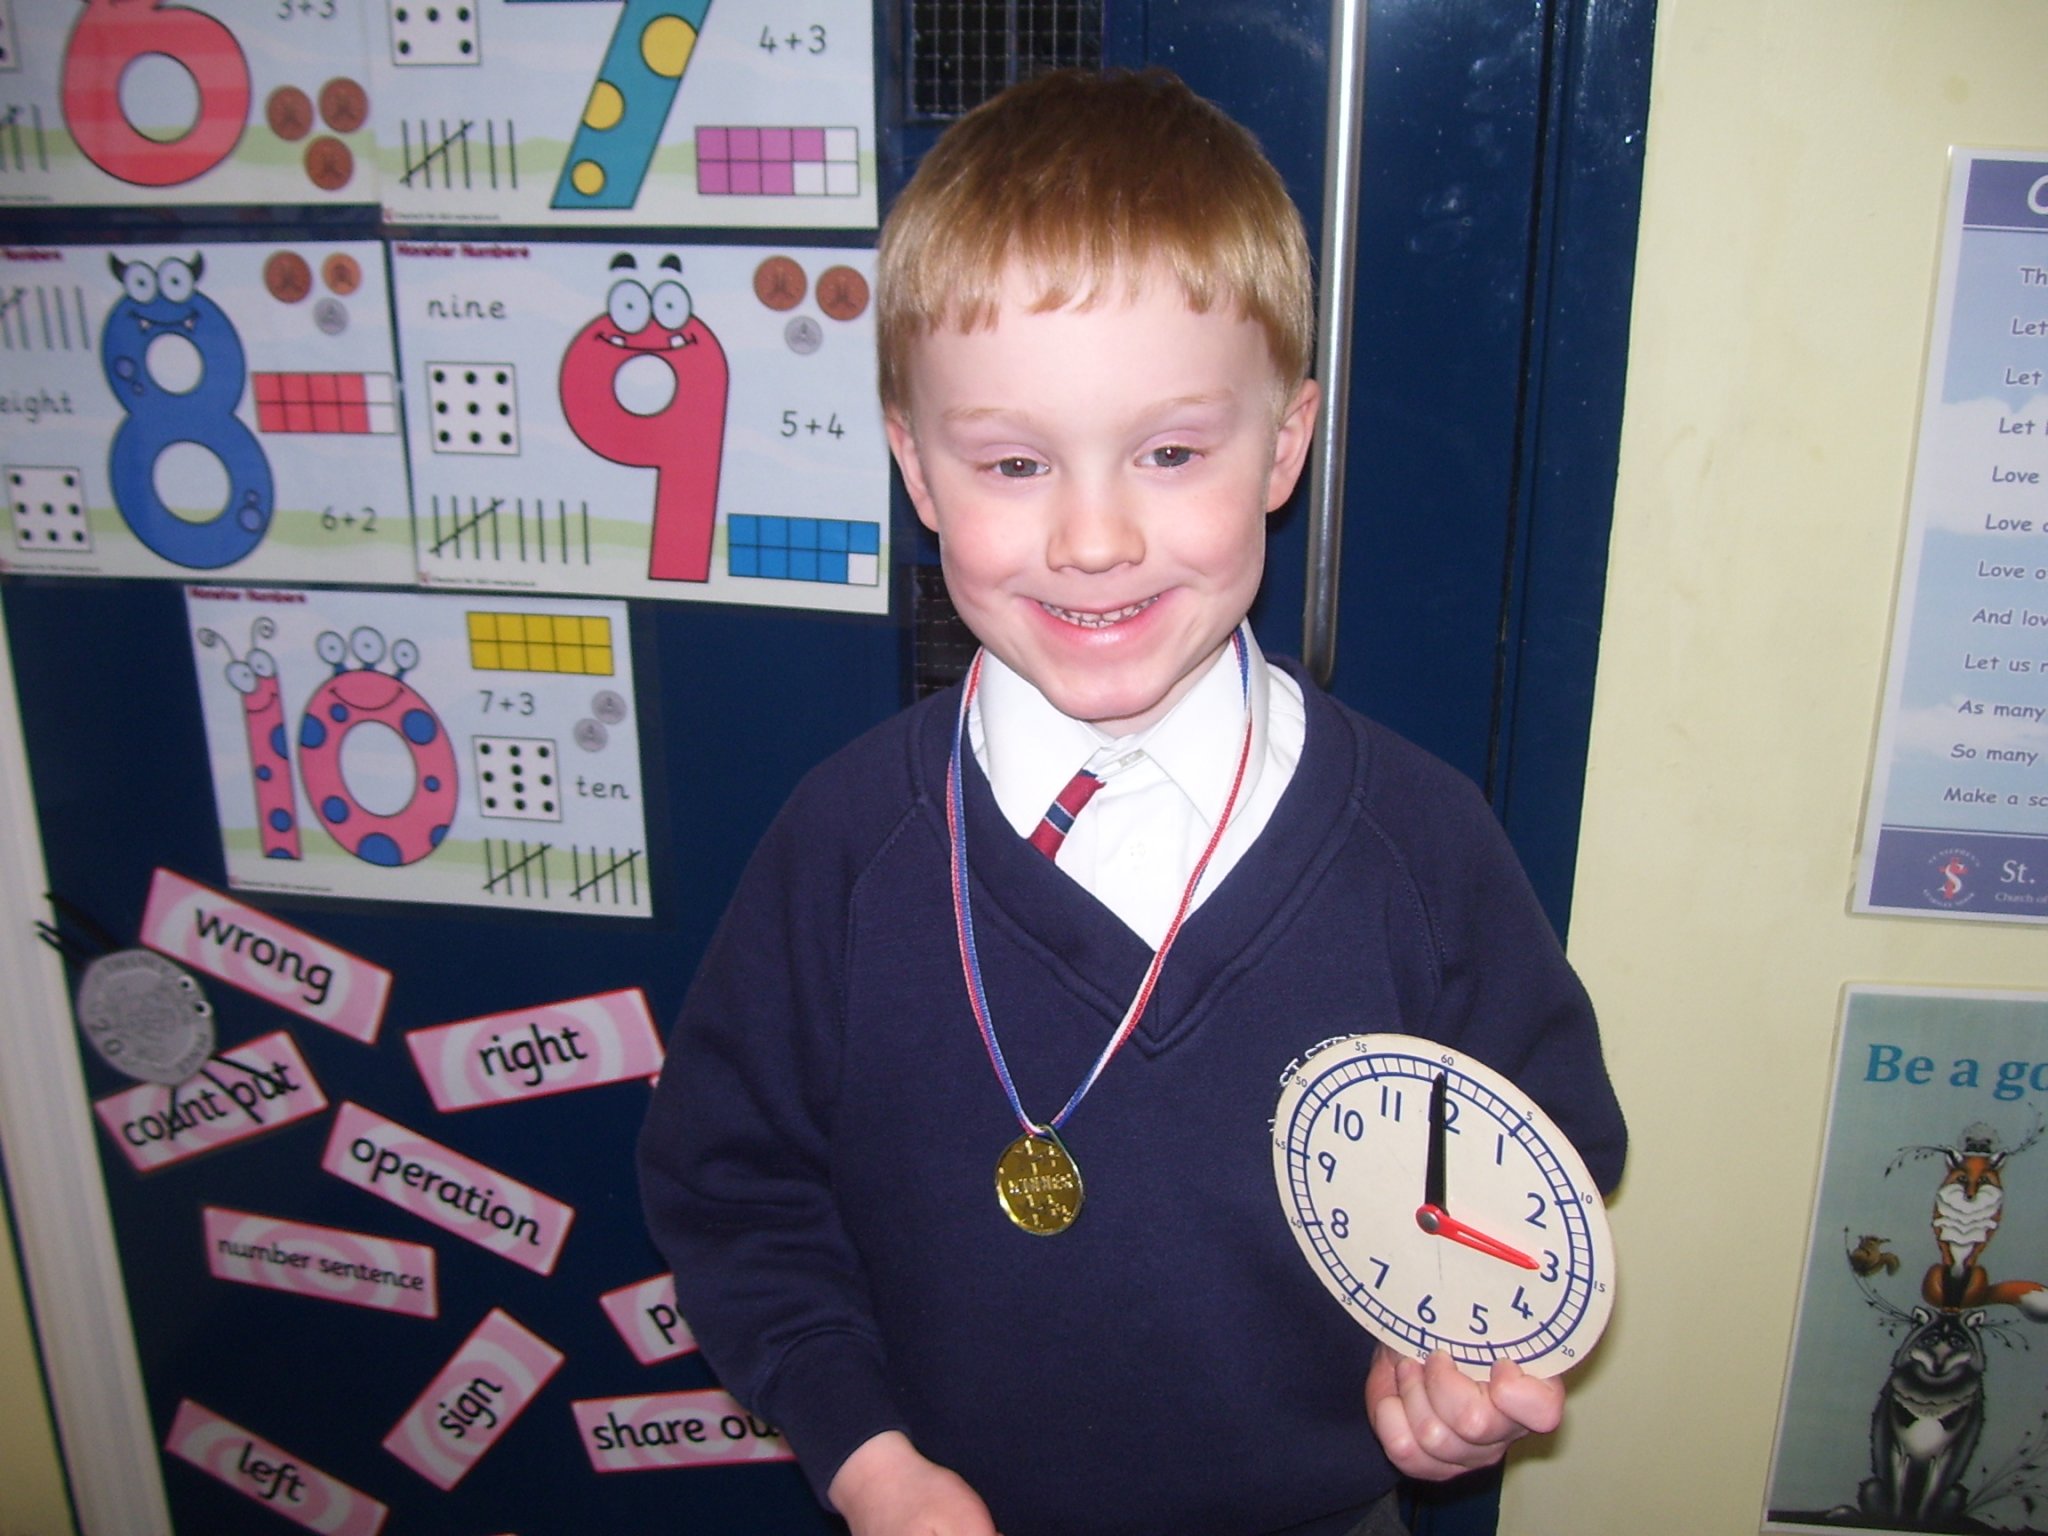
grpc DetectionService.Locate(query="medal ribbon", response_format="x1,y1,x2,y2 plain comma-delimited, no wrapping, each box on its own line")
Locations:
946,627,1254,1138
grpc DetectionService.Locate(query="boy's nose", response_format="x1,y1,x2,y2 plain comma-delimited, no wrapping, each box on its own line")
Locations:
1046,481,1144,572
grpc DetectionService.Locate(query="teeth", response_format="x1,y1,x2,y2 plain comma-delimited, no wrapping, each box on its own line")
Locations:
1042,599,1152,628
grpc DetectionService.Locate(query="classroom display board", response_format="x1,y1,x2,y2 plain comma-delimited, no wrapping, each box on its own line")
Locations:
1858,151,2048,922
0,0,887,1530
0,0,887,615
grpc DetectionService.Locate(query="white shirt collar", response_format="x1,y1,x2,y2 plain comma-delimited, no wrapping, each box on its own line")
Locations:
971,626,1272,841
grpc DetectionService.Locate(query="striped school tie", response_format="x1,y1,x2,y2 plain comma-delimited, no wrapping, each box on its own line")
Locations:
1027,766,1105,859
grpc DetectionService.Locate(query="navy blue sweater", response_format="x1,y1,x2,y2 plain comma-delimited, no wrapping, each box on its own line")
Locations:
640,667,1625,1536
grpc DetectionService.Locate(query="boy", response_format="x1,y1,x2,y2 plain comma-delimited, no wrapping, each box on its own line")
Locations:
640,67,1624,1536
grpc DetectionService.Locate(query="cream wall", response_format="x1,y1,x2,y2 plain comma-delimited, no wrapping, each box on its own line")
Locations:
1504,2,2048,1533
0,1215,69,1535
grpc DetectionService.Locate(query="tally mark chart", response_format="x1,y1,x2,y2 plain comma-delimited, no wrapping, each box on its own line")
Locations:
368,0,875,228
393,238,886,612
0,240,413,586
0,0,377,208
186,585,653,918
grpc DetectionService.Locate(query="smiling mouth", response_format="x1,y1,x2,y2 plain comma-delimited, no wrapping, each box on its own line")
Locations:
1040,598,1155,628
603,332,695,351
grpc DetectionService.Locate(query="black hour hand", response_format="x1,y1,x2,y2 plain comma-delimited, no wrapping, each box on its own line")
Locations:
1425,1073,1448,1210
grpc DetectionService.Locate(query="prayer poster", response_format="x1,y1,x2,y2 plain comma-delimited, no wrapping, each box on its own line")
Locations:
0,0,377,208
185,584,653,918
392,238,886,611
1858,151,2048,921
0,239,414,586
367,0,875,229
1766,985,2048,1534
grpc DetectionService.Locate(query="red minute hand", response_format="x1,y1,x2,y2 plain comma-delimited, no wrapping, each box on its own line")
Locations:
1415,1204,1540,1269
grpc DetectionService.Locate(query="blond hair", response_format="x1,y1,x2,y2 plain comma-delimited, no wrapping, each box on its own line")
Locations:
877,68,1313,414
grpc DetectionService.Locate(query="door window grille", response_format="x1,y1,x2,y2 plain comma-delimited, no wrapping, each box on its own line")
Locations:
907,0,1104,120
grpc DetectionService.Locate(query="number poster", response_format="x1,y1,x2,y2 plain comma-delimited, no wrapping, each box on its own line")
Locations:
394,239,886,611
185,584,653,917
0,0,377,208
367,0,876,228
1,240,414,586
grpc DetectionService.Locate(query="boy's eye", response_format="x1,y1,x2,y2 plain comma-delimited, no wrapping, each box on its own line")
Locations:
1147,445,1197,469
992,456,1046,479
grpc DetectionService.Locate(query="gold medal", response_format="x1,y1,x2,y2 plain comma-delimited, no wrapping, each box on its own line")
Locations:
995,1131,1084,1235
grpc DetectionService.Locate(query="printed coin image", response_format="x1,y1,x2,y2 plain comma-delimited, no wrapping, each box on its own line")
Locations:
266,86,314,142
322,252,363,296
75,950,216,1086
264,251,313,304
753,255,807,311
591,689,629,725
314,298,348,336
574,718,610,752
318,77,369,134
816,265,870,322
306,136,354,191
784,315,823,355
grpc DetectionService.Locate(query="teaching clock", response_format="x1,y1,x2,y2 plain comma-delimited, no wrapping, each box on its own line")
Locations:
1271,1033,1615,1379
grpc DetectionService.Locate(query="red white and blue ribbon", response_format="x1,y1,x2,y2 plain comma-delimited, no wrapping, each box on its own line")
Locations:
945,626,1254,1138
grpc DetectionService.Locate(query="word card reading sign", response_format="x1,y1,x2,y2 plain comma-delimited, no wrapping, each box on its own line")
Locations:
383,1308,563,1489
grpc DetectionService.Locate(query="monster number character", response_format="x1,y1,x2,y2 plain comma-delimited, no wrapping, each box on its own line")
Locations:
197,617,301,860
63,0,251,187
560,253,728,582
298,627,457,868
103,254,273,569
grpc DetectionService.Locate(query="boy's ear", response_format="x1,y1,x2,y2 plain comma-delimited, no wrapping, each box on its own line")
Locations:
885,412,941,533
1264,377,1322,514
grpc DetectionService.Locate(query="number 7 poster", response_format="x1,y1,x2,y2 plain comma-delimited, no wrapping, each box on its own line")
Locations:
367,0,876,229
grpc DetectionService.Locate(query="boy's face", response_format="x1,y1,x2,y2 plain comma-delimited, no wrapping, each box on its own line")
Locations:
887,266,1318,737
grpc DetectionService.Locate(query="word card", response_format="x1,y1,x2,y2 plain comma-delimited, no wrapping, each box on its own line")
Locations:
0,241,412,585
571,1388,792,1473
165,1399,388,1535
382,1309,563,1489
185,585,653,918
323,1101,575,1274
94,1029,327,1174
599,1272,698,1365
407,987,663,1112
368,0,874,228
204,1206,439,1319
392,238,885,612
0,1,377,208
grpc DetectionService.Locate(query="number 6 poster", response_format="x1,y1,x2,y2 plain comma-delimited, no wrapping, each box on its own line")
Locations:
0,0,378,208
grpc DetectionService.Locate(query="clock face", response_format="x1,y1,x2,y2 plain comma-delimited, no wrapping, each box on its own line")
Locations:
1271,1033,1615,1379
